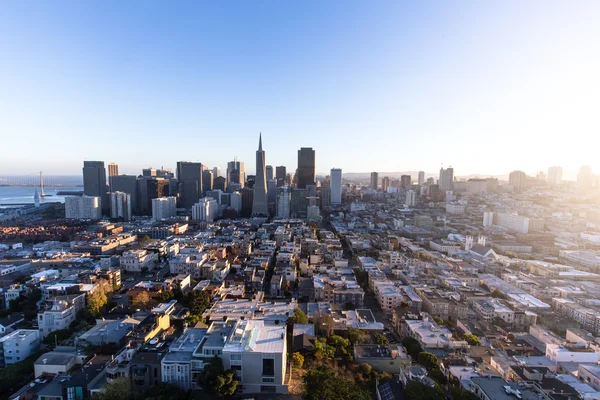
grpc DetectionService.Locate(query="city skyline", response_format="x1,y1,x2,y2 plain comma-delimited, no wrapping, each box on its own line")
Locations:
1,1,599,175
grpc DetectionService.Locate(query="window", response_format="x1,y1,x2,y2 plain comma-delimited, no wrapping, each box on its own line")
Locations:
230,354,242,361
262,358,275,377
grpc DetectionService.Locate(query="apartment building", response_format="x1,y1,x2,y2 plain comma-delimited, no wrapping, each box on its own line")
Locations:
37,293,86,339
0,329,40,366
120,249,157,272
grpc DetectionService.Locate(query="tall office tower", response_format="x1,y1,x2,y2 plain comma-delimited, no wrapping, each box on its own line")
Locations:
370,172,379,190
240,187,254,218
111,175,139,214
266,165,274,181
578,165,594,188
547,166,563,186
139,177,170,216
439,167,454,191
509,170,527,192
276,166,287,187
65,196,101,220
276,186,291,219
151,197,177,221
429,184,441,202
227,159,245,189
267,179,277,216
206,189,223,205
176,162,203,210
142,168,156,177
110,192,132,221
230,191,242,213
291,188,308,218
202,170,213,195
212,167,221,178
381,176,390,192
418,171,425,186
107,163,119,192
191,198,218,222
227,182,242,193
83,161,108,214
330,168,342,204
251,134,269,217
405,190,417,207
297,147,316,189
400,175,411,188
214,176,226,191
320,179,331,208
286,173,294,186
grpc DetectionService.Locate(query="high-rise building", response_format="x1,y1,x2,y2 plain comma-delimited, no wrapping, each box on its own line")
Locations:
266,165,274,181
547,166,562,186
214,176,226,192
206,189,223,205
83,161,108,214
252,134,269,217
400,175,411,188
152,197,177,221
439,167,454,191
276,166,286,187
230,191,242,213
267,179,277,216
297,148,316,189
65,196,101,220
202,170,213,195
370,172,378,190
111,175,139,214
405,190,417,207
290,188,308,218
176,162,203,210
138,177,170,216
418,171,425,186
110,192,132,221
330,168,342,205
509,170,527,192
227,159,245,189
320,179,331,208
107,163,119,192
191,198,218,222
277,186,291,219
240,187,254,218
578,165,594,188
382,176,390,192
212,167,221,178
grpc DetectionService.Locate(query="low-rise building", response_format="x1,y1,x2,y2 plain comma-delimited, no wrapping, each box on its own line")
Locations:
120,249,157,272
37,294,86,339
0,329,40,366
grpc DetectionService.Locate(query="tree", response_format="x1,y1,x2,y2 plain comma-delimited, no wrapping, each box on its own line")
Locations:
429,368,447,385
405,381,443,400
302,365,370,400
160,290,175,302
463,333,480,346
188,290,211,316
348,328,368,345
373,332,389,345
87,288,108,315
288,308,308,325
132,291,152,310
402,337,423,360
138,235,152,248
142,382,189,400
214,370,238,399
43,329,72,346
328,335,351,356
361,362,372,378
292,352,304,368
93,378,132,400
491,289,504,299
417,352,439,371
198,356,237,399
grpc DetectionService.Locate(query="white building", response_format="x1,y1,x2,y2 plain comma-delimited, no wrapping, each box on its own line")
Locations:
152,197,177,221
169,254,209,278
37,294,86,339
405,190,417,207
547,166,563,186
65,196,101,220
330,168,342,205
110,191,132,221
161,327,208,390
483,211,494,227
546,343,600,363
494,212,530,234
418,171,425,186
0,329,40,366
222,319,288,394
120,249,156,272
446,203,465,215
230,191,242,213
276,186,291,219
466,179,487,194
191,198,218,222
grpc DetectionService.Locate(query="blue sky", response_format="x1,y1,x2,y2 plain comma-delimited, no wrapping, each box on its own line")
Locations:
1,1,599,177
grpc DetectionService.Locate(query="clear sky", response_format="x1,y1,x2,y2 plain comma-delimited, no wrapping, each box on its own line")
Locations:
1,1,599,177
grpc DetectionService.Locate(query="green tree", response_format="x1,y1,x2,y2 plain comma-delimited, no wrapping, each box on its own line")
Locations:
132,291,152,310
160,290,175,302
0,351,45,394
302,365,370,400
405,381,443,400
348,328,368,345
292,352,304,368
361,362,372,378
92,378,132,400
288,308,308,325
491,289,504,298
142,382,189,400
429,368,447,385
417,352,439,371
214,370,238,399
188,290,211,316
198,356,237,399
402,337,423,359
328,335,351,356
373,332,389,345
87,287,108,315
43,329,72,346
463,333,480,346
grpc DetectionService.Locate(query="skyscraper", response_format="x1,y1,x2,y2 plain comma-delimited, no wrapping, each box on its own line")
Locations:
382,176,390,192
276,186,291,219
227,159,245,189
547,166,562,186
177,161,203,210
418,171,425,186
370,172,378,190
297,147,316,189
509,170,527,192
251,134,269,217
111,175,139,214
152,197,177,221
578,165,594,188
266,165,274,181
439,167,454,191
83,161,108,214
400,175,411,188
202,170,213,195
276,166,286,187
110,192,132,221
107,163,119,192
212,167,221,178
330,168,342,204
